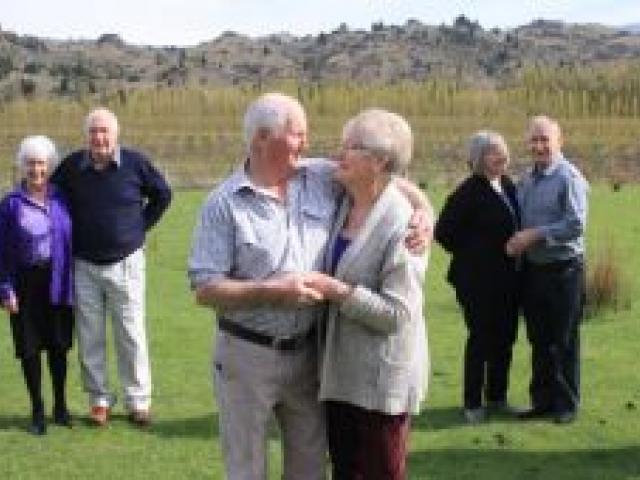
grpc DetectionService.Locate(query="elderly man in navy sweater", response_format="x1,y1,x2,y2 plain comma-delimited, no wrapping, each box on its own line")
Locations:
52,108,171,427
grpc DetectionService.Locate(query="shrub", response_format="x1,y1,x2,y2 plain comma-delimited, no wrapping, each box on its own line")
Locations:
585,237,628,316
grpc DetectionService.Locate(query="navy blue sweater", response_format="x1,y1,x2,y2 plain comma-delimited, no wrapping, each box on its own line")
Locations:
52,147,172,264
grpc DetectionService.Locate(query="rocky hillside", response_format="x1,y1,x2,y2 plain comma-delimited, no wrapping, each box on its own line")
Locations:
1,16,640,99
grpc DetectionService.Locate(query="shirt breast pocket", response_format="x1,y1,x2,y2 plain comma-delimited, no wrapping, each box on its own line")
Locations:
302,201,334,226
540,183,565,216
233,218,281,280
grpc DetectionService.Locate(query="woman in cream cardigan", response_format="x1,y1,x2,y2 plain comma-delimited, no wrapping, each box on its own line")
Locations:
306,109,429,480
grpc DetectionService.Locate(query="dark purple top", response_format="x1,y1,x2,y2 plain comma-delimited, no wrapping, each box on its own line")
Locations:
0,184,73,306
331,233,351,275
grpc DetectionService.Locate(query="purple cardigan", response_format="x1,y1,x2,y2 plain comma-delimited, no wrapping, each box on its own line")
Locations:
0,184,73,306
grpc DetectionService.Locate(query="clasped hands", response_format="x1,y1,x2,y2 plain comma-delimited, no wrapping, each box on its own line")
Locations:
265,272,351,307
406,208,433,254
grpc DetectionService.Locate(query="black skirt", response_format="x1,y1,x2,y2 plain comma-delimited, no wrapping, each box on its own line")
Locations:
9,264,73,359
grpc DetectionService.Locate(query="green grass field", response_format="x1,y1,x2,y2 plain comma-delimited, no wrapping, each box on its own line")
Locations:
1,184,639,479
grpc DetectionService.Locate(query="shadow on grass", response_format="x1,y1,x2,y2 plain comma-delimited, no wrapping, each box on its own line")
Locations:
151,412,219,439
0,415,28,431
412,406,471,431
409,446,640,479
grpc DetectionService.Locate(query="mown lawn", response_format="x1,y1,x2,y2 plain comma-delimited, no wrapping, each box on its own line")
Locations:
1,184,639,479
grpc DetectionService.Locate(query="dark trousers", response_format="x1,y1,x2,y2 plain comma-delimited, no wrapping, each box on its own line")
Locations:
326,400,409,480
457,288,519,409
21,351,68,416
522,257,584,414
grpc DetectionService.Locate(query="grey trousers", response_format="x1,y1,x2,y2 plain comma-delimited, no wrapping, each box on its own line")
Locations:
213,329,327,480
74,248,151,411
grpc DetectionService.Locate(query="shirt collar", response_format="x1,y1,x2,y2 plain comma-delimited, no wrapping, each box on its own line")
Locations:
533,153,564,177
79,146,121,170
16,182,51,211
229,158,307,195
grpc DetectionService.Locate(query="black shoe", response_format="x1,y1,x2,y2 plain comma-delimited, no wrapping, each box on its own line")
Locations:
486,400,524,416
53,407,73,428
28,412,46,435
517,407,552,420
553,410,577,425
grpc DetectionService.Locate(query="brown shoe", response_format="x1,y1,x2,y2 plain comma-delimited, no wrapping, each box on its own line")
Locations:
89,406,110,427
128,409,151,427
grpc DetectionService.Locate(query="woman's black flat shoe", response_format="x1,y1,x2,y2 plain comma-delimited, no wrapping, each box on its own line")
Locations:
28,414,46,435
53,408,73,428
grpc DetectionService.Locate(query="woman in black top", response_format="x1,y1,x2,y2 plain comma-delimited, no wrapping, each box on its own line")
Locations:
435,131,520,424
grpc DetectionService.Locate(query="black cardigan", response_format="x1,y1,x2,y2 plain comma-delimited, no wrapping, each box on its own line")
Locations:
435,174,520,298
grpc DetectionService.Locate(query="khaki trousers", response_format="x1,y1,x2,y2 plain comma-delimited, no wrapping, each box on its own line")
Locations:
213,329,326,480
74,248,151,411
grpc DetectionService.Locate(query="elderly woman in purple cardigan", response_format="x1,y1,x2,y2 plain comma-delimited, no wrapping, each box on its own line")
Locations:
0,136,73,435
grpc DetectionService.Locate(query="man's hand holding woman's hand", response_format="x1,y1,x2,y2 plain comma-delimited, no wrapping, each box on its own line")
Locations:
405,209,434,255
505,228,542,257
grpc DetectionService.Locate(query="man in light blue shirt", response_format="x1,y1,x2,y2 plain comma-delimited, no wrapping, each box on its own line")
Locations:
506,115,588,424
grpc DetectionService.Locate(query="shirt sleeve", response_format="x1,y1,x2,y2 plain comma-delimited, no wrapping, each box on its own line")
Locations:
187,193,234,289
434,184,470,254
301,157,344,199
0,198,16,302
139,156,172,230
539,172,588,246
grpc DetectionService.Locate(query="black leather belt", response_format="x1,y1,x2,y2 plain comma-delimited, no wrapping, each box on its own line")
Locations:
217,317,315,352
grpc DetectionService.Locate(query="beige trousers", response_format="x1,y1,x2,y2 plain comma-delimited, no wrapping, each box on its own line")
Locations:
213,329,327,480
74,248,151,411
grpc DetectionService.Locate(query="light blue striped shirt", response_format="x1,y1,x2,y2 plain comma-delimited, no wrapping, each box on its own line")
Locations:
518,155,589,264
188,158,341,337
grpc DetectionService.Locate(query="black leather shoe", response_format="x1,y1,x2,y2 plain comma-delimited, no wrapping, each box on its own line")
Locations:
28,412,46,435
486,401,525,416
553,411,577,425
517,407,552,420
53,407,73,428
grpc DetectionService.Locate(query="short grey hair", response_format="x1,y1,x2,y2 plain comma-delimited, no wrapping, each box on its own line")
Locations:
15,135,59,171
468,130,510,174
342,109,413,175
243,92,306,145
527,115,561,140
84,107,119,136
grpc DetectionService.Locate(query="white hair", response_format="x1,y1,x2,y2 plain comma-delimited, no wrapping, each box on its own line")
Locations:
84,107,119,136
342,109,413,174
527,115,561,140
243,92,306,146
468,130,510,173
15,135,59,171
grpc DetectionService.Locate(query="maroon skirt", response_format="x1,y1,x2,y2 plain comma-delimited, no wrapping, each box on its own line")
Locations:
326,400,410,480
9,264,73,359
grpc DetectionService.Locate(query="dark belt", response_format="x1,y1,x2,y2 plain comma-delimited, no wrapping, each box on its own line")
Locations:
217,317,315,352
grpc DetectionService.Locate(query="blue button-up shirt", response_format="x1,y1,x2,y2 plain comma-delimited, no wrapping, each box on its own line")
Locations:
518,155,589,264
188,158,341,337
